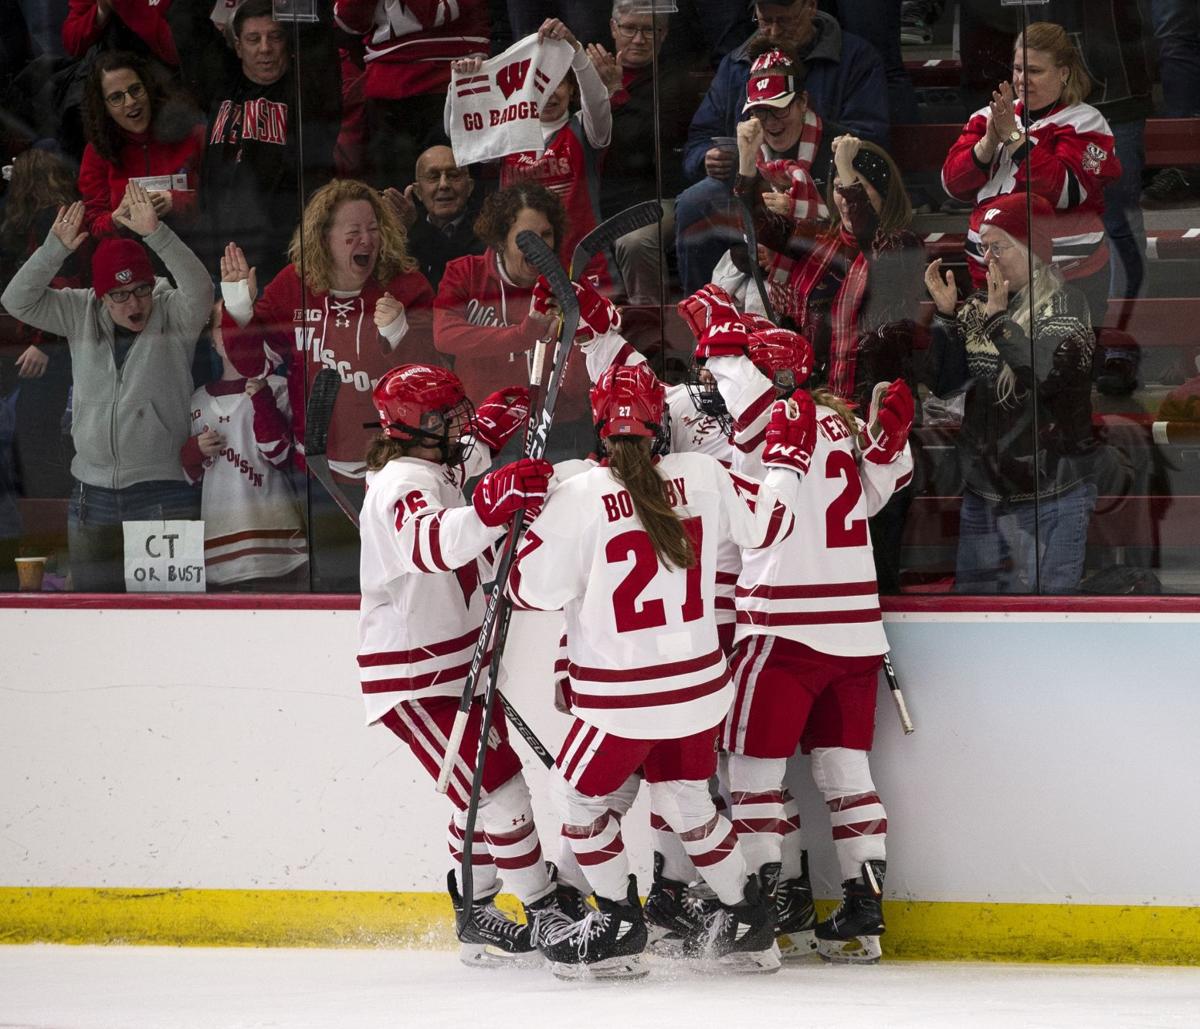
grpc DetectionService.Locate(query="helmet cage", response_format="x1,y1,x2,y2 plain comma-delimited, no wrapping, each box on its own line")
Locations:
380,397,476,467
685,360,733,435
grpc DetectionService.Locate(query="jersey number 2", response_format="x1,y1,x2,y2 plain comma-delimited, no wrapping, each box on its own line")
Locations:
825,450,868,548
607,517,703,633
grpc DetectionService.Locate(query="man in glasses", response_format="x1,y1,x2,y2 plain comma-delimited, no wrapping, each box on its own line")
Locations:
1,182,213,591
675,0,889,293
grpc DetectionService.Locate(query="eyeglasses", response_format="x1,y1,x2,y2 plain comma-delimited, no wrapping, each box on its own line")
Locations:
981,241,1014,258
750,103,795,123
753,13,805,31
419,168,470,185
107,283,153,303
104,81,147,108
613,22,657,40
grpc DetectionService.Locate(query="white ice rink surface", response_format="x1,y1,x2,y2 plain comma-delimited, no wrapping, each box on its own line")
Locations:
3,947,1200,1029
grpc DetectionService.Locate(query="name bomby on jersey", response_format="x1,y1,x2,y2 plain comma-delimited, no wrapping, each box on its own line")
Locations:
602,478,690,522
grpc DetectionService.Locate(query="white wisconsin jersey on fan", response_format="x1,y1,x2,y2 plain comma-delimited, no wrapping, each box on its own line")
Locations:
508,451,798,739
582,329,741,625
706,355,914,657
188,377,307,585
357,444,496,725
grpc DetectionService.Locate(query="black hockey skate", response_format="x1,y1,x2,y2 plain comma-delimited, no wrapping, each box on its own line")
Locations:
686,873,781,974
446,871,540,968
524,865,590,948
644,851,713,956
537,875,649,981
774,852,818,959
815,859,886,964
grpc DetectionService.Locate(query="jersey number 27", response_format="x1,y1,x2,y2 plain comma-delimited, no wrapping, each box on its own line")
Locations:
608,517,704,633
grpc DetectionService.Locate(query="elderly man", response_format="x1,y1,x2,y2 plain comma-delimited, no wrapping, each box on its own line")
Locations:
675,0,889,293
172,0,342,282
388,145,485,290
1,184,213,591
587,1,694,304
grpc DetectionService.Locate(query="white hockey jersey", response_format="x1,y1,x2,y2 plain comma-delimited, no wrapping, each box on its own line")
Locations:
507,451,798,739
186,377,307,586
445,35,575,166
357,445,498,725
583,330,741,626
706,355,913,657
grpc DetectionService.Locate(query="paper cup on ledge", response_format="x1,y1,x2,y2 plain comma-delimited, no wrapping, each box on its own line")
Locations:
15,556,47,591
712,135,738,151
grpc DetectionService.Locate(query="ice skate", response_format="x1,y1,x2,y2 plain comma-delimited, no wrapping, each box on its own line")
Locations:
538,875,649,981
643,852,713,957
447,871,540,968
524,865,589,948
774,853,818,959
686,874,781,974
815,859,886,964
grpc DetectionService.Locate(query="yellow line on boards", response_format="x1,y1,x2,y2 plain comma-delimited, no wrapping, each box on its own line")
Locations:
2,889,1198,964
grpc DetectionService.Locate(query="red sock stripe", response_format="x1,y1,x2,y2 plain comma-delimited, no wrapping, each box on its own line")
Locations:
733,817,790,835
449,848,496,866
576,833,625,866
827,791,880,812
691,825,737,868
649,812,670,832
494,843,545,870
831,818,888,841
487,820,536,846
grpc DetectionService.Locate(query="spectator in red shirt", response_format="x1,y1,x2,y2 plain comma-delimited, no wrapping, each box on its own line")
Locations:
63,0,179,67
79,50,204,240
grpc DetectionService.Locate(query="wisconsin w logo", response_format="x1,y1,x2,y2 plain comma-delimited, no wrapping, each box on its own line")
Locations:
496,59,531,100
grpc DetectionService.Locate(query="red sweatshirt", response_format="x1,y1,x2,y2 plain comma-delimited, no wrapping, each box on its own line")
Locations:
63,0,179,65
433,249,590,420
224,264,436,479
78,127,205,238
333,0,489,100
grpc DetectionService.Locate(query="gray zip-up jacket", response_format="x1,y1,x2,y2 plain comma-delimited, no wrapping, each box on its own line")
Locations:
2,223,214,489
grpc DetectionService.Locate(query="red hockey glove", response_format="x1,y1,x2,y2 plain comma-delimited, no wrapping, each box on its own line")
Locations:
694,318,753,360
530,275,557,319
677,283,740,337
762,394,817,476
472,385,531,453
860,380,914,465
573,278,620,344
740,311,776,334
472,457,553,527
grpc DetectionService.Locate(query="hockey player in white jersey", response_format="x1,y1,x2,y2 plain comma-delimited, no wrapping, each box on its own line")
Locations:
357,363,576,967
568,279,813,957
506,362,816,979
686,284,915,964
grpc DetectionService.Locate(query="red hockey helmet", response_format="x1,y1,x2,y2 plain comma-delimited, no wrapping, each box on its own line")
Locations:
372,363,475,464
590,363,669,454
748,327,813,395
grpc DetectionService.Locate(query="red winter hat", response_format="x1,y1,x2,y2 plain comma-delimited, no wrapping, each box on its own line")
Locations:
743,49,799,112
92,238,154,298
976,191,1055,267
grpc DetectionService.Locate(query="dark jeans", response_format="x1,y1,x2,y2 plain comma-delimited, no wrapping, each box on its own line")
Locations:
824,0,918,124
1151,0,1200,118
1104,119,1147,302
68,479,201,592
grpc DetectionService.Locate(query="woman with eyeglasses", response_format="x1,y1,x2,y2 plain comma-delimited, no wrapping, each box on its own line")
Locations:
941,21,1121,324
78,51,204,240
924,191,1102,595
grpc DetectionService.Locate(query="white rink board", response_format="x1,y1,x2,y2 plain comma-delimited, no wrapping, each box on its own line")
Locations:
1,605,1198,905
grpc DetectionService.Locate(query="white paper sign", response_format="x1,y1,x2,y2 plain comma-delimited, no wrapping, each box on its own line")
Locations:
123,520,207,592
129,174,190,192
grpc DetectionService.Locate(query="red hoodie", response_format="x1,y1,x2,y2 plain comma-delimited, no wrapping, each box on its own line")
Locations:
79,127,205,238
63,0,179,65
224,263,436,479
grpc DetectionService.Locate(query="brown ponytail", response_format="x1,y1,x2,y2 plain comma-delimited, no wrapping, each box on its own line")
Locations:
366,434,408,471
607,437,696,570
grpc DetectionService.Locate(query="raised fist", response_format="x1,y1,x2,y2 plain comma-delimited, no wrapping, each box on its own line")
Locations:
677,283,739,338
472,457,554,527
472,385,531,453
694,318,753,361
762,394,817,476
860,380,914,465
530,275,558,321
573,277,619,344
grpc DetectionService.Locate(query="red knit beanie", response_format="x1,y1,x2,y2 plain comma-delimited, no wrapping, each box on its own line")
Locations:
92,238,154,298
976,191,1055,267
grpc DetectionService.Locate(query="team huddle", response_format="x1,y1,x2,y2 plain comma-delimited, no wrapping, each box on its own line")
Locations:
356,270,914,981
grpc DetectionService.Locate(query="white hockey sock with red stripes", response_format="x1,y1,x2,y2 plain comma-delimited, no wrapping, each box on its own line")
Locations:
478,776,551,904
651,779,745,905
811,747,887,880
651,806,698,883
779,788,806,880
563,811,629,902
448,810,498,901
726,753,788,874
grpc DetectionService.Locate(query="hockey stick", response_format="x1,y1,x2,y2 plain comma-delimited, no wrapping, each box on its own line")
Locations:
435,233,580,796
883,652,915,735
304,368,362,528
738,193,777,324
569,200,663,280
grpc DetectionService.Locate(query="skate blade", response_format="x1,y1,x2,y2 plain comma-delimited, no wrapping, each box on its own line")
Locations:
551,954,650,981
459,942,543,969
816,934,882,964
776,929,818,960
644,925,689,958
717,944,782,974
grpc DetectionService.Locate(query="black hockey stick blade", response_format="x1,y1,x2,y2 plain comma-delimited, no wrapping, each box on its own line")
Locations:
304,368,360,529
739,193,777,324
570,200,663,280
